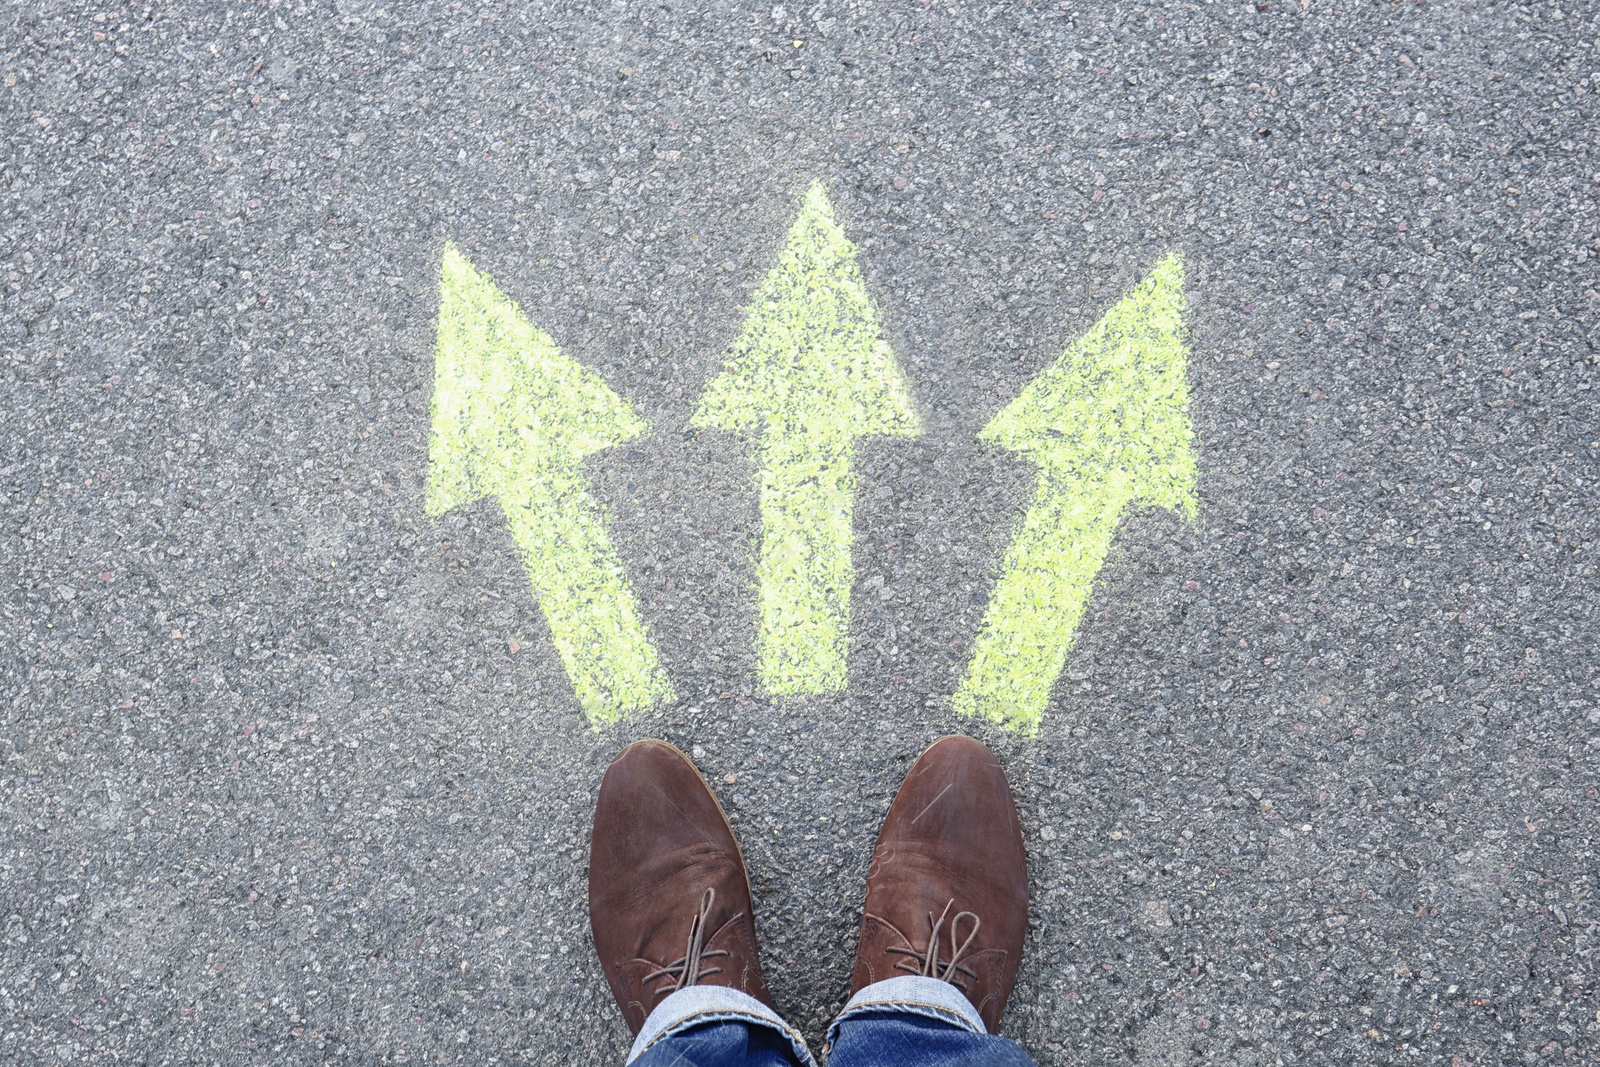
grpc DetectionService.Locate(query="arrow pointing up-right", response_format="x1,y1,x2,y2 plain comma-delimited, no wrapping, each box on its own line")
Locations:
953,253,1198,734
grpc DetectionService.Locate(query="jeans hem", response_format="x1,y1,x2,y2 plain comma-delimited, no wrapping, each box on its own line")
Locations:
824,974,988,1052
627,985,817,1066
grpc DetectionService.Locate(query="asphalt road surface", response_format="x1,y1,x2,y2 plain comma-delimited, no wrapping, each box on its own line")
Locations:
4,1,1598,1064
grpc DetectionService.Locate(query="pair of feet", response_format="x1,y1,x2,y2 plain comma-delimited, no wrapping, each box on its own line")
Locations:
588,736,1028,1036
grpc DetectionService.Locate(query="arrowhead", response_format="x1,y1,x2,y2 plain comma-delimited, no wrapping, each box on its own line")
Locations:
427,246,647,516
692,182,920,441
982,253,1196,518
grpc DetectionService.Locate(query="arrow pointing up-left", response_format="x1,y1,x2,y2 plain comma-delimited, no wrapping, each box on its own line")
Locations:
427,245,675,726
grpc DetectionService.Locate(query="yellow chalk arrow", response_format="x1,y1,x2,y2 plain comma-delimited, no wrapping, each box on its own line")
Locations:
693,182,921,696
427,246,674,726
953,254,1197,734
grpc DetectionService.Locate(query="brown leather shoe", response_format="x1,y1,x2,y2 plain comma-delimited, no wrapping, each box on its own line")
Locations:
851,735,1028,1032
588,739,771,1035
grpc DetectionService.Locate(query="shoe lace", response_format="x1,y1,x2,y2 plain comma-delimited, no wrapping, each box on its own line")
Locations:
885,899,981,989
641,887,730,999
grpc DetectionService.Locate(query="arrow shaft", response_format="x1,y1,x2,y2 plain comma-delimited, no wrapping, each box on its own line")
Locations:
499,467,673,724
754,434,855,696
953,474,1132,733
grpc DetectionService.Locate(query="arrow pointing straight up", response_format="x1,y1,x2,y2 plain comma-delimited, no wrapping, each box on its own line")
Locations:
952,254,1197,734
427,246,675,725
694,182,920,696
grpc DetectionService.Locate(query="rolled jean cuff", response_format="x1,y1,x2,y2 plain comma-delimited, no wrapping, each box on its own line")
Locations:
627,984,817,1066
825,974,987,1048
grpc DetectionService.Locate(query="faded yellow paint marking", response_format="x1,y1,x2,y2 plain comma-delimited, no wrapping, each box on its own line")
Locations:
953,254,1197,733
693,182,920,696
428,246,674,725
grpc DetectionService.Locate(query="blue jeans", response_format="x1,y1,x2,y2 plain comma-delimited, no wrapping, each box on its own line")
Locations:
627,975,1037,1066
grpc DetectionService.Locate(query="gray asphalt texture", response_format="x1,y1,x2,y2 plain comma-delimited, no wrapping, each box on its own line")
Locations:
3,1,1598,1063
